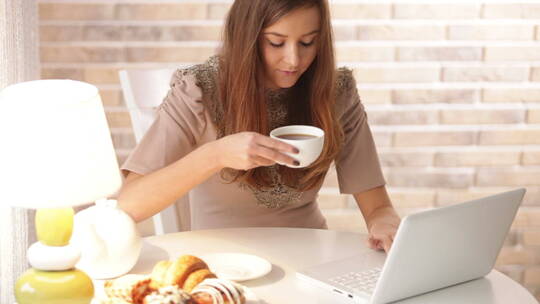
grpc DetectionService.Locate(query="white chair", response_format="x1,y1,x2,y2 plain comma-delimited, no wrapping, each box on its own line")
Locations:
119,68,191,235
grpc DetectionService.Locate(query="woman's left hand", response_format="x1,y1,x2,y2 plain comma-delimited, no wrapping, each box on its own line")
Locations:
366,207,401,253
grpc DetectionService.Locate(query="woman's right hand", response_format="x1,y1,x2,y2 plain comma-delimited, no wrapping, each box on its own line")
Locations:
211,132,300,170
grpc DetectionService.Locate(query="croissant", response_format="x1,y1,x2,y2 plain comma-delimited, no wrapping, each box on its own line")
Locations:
183,268,217,292
150,255,216,292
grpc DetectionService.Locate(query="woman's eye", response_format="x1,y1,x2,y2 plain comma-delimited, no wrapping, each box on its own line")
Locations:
267,40,314,48
269,42,284,48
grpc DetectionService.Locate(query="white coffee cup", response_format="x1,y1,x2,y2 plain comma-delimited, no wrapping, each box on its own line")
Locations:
270,125,325,168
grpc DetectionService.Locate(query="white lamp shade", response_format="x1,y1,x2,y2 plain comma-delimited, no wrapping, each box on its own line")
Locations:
0,79,122,208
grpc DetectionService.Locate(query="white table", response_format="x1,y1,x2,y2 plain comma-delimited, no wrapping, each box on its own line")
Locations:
95,228,538,304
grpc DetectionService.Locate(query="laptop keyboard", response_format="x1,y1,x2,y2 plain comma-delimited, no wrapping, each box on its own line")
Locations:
328,267,382,294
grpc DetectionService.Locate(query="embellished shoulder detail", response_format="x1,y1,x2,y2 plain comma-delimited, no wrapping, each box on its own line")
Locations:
335,67,356,98
177,55,220,93
175,55,225,137
334,67,361,119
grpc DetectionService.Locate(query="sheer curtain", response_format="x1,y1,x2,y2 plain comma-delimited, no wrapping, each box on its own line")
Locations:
0,0,39,302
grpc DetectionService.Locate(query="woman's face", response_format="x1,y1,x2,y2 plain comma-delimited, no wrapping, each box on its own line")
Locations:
260,6,320,89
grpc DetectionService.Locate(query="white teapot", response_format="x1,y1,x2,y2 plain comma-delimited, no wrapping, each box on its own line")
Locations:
70,199,142,279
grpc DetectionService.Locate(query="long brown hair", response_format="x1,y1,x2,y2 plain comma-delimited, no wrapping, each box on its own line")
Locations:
219,0,343,191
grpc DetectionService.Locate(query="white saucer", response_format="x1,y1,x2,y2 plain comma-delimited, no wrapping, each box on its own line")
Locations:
201,252,272,282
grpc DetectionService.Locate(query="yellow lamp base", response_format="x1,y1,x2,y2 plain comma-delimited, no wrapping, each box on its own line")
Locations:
15,268,94,304
36,207,74,246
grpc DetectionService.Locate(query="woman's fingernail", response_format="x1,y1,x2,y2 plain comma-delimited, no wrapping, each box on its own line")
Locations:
293,148,300,154
293,161,300,166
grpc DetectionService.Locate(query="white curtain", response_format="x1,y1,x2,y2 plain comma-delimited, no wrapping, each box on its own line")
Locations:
0,0,39,302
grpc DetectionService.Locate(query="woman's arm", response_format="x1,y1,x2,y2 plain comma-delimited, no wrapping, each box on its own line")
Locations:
353,185,401,253
118,142,221,222
118,132,298,222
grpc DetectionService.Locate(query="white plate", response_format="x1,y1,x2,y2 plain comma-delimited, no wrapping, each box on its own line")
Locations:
201,252,272,282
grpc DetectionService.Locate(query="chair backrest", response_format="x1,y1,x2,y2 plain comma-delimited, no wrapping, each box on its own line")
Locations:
119,68,177,141
119,68,190,235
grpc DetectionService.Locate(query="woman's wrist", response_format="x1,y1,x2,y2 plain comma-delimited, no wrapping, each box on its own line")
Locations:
198,140,225,173
366,206,399,232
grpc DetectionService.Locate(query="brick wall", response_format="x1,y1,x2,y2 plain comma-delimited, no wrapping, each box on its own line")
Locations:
38,0,540,299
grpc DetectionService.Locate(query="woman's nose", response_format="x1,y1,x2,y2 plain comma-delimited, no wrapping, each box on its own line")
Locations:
283,45,300,69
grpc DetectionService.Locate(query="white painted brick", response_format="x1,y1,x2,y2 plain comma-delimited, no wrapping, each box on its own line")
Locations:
523,150,540,165
379,150,434,167
358,89,392,104
41,67,83,81
483,89,540,103
41,46,124,63
436,188,510,206
496,247,540,266
387,188,436,208
39,3,115,20
435,150,521,166
385,168,474,188
533,67,540,82
443,66,529,82
111,132,136,150
398,47,482,62
441,109,526,124
479,129,540,145
524,267,540,285
529,109,540,123
448,25,535,40
40,25,84,41
368,109,438,125
125,46,216,62
100,89,123,107
354,67,439,83
207,3,231,20
330,4,392,20
393,89,478,104
394,4,481,19
317,193,349,210
372,131,393,147
334,25,357,41
477,168,540,187
483,4,540,19
394,130,475,147
115,3,207,20
513,209,540,228
336,46,394,62
486,47,540,62
523,187,540,206
357,25,445,41
523,230,540,246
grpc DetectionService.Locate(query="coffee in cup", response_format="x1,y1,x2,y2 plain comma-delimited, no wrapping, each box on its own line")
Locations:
275,134,318,140
270,125,324,168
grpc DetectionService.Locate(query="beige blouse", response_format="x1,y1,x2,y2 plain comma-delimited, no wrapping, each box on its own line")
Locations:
121,56,385,230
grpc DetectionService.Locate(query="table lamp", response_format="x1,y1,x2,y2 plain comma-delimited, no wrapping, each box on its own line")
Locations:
0,79,123,303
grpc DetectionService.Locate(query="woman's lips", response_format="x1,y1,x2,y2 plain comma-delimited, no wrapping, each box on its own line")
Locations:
279,70,298,76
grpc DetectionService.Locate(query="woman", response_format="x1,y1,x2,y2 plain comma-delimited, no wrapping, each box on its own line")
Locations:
118,0,400,253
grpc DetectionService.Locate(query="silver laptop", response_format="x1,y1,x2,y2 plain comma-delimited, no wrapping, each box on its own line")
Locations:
297,188,526,304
